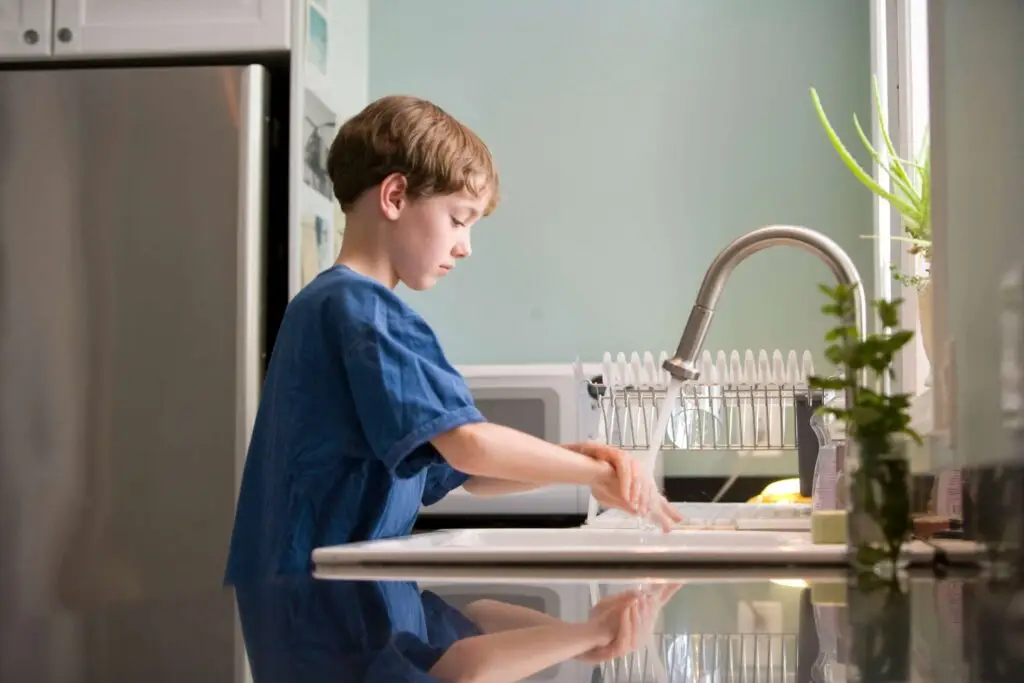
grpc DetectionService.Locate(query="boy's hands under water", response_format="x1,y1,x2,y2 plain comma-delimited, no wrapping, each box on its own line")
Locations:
568,441,683,532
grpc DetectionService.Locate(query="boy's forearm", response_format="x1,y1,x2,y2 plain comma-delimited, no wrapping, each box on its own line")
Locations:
462,598,562,632
432,422,609,486
429,622,605,683
463,476,542,497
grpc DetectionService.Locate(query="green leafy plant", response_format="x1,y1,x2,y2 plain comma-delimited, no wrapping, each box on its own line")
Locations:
808,283,922,571
810,77,931,290
849,574,911,677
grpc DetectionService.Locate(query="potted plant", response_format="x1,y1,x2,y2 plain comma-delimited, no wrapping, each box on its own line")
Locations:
810,78,933,364
809,283,922,576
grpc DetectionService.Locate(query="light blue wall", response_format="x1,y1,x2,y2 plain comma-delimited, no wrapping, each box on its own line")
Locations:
369,0,873,367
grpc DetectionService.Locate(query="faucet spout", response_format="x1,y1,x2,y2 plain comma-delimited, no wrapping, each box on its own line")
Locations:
663,225,867,382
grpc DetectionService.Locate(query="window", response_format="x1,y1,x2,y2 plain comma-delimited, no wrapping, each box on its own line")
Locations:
873,0,931,397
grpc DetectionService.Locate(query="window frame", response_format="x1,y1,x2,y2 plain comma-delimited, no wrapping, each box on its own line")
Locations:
872,0,931,397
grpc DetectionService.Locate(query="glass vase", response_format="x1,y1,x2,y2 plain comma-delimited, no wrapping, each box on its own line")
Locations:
846,574,911,683
844,438,914,578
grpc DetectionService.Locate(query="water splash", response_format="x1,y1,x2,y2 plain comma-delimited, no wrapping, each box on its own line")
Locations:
636,378,683,530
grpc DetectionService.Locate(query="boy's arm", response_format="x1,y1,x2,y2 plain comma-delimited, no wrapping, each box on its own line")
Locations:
428,621,608,683
461,441,623,496
431,422,620,490
432,422,645,515
461,598,561,631
434,424,683,530
462,476,542,497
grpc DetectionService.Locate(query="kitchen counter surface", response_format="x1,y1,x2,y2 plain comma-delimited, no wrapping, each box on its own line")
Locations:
5,566,1019,682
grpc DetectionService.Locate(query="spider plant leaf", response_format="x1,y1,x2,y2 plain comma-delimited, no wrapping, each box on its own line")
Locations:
810,87,918,217
853,114,918,201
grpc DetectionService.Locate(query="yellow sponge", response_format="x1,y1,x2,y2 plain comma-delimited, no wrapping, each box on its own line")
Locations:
747,478,812,505
810,510,848,544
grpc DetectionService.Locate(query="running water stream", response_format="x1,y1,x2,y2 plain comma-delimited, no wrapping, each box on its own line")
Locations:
636,378,683,530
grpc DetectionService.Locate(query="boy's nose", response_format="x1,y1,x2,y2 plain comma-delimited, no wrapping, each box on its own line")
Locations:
453,239,471,259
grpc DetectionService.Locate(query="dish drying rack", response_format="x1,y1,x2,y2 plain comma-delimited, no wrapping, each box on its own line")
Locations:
579,349,830,529
595,631,800,683
588,584,801,683
582,349,823,453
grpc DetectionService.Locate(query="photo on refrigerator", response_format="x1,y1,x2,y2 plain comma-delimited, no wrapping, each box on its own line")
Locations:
305,2,329,77
302,89,336,200
301,210,334,286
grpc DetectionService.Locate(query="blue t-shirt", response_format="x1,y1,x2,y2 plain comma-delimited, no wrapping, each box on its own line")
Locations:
224,265,485,583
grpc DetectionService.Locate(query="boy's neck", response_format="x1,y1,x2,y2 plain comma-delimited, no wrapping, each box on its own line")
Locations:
335,217,399,289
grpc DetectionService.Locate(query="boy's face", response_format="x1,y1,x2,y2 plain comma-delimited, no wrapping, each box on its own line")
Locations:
388,185,490,291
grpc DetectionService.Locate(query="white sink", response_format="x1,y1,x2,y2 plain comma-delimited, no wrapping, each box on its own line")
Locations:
311,526,981,569
443,528,804,549
311,527,861,567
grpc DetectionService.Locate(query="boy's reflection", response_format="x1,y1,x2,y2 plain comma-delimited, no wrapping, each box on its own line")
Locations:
235,578,679,682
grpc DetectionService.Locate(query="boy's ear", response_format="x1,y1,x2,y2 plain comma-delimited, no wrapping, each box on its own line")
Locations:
379,173,408,221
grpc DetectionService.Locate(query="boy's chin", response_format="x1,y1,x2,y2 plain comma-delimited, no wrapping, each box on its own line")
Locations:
400,274,439,292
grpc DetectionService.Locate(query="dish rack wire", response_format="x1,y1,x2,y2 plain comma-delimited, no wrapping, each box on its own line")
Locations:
588,583,801,683
589,379,822,453
596,631,799,683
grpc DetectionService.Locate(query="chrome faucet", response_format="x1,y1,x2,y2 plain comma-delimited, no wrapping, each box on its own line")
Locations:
662,224,868,395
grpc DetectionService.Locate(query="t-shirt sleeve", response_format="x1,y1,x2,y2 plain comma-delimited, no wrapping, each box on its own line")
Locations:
420,589,483,643
365,637,446,682
367,590,482,678
421,459,471,507
340,303,486,475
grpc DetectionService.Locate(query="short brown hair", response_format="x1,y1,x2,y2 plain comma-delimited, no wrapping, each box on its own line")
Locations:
327,95,500,215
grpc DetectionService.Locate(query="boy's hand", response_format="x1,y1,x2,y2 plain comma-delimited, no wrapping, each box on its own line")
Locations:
570,442,684,531
565,441,642,503
579,589,652,663
589,459,647,517
564,440,628,467
578,584,684,664
645,495,685,530
590,461,682,531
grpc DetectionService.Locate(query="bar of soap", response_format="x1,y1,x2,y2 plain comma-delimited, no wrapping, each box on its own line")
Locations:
810,510,848,544
811,581,847,606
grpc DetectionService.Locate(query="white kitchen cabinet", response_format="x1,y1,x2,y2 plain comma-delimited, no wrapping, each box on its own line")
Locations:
50,0,289,58
0,0,52,59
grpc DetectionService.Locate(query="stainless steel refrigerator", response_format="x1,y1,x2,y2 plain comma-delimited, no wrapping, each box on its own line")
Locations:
0,63,290,682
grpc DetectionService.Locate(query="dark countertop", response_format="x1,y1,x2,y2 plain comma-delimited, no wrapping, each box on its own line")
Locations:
3,567,1020,683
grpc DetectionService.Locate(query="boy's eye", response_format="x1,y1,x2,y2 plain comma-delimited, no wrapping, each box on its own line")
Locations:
450,216,465,227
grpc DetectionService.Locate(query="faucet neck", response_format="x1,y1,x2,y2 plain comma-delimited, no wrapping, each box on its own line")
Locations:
663,225,868,384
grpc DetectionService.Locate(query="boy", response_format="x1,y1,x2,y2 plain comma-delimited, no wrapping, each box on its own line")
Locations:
224,95,680,583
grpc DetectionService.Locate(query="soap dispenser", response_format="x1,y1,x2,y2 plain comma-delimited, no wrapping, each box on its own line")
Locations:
805,394,849,544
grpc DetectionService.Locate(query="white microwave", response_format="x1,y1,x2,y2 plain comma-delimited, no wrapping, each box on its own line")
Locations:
419,363,603,517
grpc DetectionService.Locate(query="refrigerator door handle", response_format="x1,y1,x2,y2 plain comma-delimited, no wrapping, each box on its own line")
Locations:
235,65,269,493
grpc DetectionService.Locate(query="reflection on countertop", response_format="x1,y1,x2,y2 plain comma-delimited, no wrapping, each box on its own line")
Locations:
3,567,1022,683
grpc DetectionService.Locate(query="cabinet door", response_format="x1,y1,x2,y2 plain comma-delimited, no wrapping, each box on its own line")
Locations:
0,0,52,59
51,0,289,58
